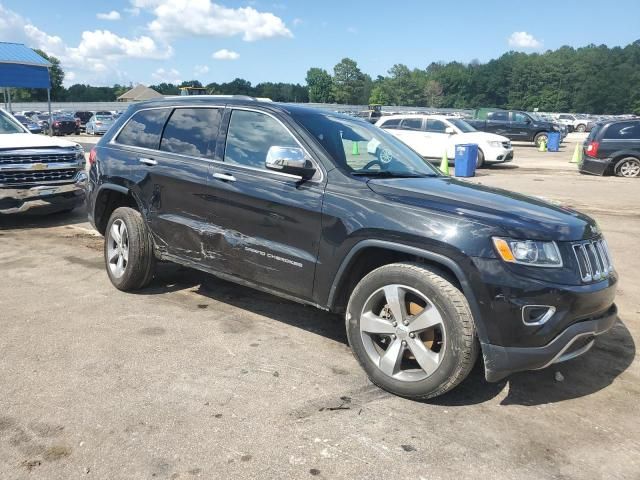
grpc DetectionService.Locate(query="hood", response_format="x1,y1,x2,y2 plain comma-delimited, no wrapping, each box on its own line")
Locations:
0,133,79,150
367,177,597,241
455,131,509,143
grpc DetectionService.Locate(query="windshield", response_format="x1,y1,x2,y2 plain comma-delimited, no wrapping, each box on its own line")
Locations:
0,110,27,134
291,110,440,177
447,118,476,133
529,113,545,122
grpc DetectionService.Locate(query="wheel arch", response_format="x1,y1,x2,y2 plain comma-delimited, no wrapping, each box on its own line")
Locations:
93,184,143,235
326,240,489,344
611,153,640,174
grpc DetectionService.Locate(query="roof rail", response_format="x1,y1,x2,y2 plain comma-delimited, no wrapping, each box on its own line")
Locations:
163,94,261,101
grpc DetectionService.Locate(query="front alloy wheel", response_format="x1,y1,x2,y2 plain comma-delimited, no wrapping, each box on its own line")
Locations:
359,284,446,382
107,219,129,278
346,262,478,400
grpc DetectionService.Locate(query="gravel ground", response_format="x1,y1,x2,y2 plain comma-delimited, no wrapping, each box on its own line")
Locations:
0,135,638,479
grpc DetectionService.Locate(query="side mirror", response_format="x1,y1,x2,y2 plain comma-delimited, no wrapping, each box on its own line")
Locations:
265,146,316,180
445,127,455,135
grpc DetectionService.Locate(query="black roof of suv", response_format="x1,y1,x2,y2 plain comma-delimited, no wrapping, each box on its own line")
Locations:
85,97,618,399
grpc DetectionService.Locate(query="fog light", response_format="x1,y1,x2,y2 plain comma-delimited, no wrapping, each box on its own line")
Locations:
522,305,556,326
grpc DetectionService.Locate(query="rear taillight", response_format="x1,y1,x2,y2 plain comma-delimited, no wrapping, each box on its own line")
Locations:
96,122,102,126
585,141,599,157
88,147,97,166
53,121,60,126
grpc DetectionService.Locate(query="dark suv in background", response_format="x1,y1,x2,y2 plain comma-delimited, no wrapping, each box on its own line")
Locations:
467,109,563,147
580,119,640,178
86,97,618,399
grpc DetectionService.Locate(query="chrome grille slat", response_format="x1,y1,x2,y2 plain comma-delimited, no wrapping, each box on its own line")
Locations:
0,153,77,165
0,169,77,185
572,238,613,283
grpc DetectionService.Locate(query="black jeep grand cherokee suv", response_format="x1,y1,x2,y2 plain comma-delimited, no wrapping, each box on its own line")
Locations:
86,97,618,399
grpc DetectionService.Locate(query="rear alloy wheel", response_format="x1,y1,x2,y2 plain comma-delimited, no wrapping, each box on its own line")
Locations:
615,157,640,178
576,124,586,133
346,263,478,399
104,207,155,291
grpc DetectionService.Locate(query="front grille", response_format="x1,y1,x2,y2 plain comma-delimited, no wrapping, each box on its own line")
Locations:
0,152,77,165
572,238,614,282
0,169,77,185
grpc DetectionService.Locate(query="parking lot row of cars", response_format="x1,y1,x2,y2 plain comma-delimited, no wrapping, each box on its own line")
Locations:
9,109,122,136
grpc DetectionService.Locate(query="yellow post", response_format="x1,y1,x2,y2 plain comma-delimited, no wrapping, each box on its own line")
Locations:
352,141,360,156
571,142,582,164
439,150,449,175
538,138,547,152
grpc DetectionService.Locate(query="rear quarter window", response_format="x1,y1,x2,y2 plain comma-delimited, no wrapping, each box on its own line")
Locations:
603,121,640,140
116,109,171,150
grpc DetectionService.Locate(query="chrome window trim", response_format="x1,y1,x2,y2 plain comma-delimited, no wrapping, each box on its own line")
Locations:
108,104,324,183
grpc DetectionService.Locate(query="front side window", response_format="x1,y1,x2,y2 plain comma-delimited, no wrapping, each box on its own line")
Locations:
513,113,528,123
224,110,298,169
160,108,222,158
292,111,440,177
116,109,171,150
400,118,423,131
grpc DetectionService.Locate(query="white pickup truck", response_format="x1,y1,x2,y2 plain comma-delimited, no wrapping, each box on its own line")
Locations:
0,109,86,214
376,114,513,167
555,114,591,133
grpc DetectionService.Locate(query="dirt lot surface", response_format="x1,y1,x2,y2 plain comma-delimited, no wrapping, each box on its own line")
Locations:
1,135,638,479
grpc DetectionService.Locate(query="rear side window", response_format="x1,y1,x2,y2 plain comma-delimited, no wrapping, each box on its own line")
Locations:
488,111,508,121
116,109,170,150
400,118,423,131
603,121,640,140
426,119,447,133
379,118,401,129
160,108,222,158
224,110,298,170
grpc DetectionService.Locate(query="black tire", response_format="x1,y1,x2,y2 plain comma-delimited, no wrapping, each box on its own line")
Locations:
576,124,586,133
104,207,155,291
346,262,478,400
476,149,485,168
534,132,548,147
614,157,640,178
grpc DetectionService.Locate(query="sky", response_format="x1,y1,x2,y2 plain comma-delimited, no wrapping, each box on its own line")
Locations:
0,0,638,87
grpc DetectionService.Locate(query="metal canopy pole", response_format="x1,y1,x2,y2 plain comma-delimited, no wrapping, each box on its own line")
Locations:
47,87,52,136
7,88,11,113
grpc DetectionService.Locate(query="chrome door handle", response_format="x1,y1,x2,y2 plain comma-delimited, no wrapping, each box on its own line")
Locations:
138,157,157,166
212,172,236,182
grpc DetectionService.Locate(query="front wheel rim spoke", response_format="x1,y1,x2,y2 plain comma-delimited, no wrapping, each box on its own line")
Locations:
379,339,404,377
409,306,443,333
360,311,396,334
108,248,119,263
110,223,121,244
407,337,440,374
383,285,405,323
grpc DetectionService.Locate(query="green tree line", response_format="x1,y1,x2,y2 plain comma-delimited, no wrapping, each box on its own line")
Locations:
8,41,640,114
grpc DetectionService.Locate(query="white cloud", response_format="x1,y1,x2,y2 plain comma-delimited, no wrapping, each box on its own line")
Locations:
125,7,141,16
131,0,292,41
152,67,181,84
97,11,121,21
508,31,542,49
194,64,210,75
212,48,239,60
0,4,172,85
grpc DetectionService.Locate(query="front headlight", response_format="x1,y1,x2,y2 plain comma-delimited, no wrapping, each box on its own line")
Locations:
488,141,503,147
492,237,563,267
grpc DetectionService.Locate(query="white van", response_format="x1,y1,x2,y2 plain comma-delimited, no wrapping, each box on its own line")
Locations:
376,114,513,167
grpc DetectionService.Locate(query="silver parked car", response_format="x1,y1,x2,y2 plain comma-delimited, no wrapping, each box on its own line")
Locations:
86,114,115,135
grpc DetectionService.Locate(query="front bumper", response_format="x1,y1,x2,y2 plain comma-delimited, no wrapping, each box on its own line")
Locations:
0,172,87,214
483,304,617,382
579,156,612,176
484,147,514,163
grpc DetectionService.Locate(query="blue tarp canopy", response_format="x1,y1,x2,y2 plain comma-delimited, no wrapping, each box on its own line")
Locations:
0,42,51,88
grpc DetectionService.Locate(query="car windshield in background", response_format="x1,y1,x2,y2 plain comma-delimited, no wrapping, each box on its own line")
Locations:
0,111,26,134
448,118,476,133
292,111,440,177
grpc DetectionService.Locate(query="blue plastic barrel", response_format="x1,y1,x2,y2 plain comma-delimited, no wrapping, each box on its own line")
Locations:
454,144,478,177
547,132,561,152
